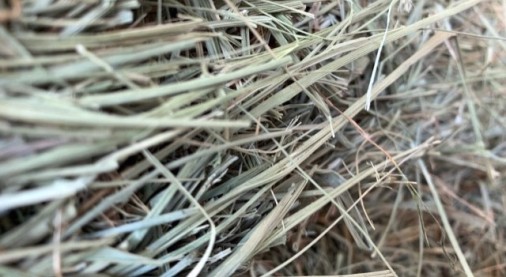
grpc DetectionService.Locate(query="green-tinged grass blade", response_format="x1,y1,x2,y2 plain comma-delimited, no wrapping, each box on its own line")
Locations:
78,56,293,107
209,180,307,276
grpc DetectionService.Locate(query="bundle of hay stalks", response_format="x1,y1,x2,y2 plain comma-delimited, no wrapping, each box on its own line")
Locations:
0,0,504,276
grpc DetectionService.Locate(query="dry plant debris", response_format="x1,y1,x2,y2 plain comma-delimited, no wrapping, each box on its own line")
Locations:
0,0,505,276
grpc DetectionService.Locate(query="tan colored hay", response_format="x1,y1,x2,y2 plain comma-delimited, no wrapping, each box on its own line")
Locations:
1,0,504,276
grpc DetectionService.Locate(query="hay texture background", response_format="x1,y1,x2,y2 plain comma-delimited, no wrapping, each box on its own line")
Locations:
0,0,505,276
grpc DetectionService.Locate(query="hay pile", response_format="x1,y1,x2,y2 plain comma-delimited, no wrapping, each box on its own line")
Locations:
0,0,504,276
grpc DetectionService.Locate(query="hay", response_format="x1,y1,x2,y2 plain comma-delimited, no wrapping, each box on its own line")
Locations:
0,0,504,276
